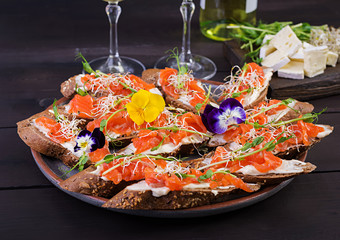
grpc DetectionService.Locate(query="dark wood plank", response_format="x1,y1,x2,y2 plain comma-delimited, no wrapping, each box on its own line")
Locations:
0,128,52,188
309,94,340,113
0,172,339,239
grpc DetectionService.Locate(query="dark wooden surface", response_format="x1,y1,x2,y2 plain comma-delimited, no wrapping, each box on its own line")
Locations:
1,0,339,239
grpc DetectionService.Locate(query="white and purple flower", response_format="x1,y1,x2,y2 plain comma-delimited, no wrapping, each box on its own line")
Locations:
201,98,246,134
74,128,105,153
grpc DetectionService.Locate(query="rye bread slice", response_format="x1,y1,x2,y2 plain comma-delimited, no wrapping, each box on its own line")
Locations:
141,68,161,85
244,86,269,110
233,161,316,185
59,166,133,198
142,68,216,114
102,180,261,210
17,110,82,168
280,100,314,121
60,76,77,99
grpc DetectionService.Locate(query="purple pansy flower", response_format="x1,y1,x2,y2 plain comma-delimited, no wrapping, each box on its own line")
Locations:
74,128,105,153
201,98,246,134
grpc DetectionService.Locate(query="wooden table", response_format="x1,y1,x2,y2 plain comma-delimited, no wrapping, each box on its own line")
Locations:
1,0,339,239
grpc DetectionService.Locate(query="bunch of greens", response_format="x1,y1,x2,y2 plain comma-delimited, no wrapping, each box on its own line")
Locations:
226,21,326,63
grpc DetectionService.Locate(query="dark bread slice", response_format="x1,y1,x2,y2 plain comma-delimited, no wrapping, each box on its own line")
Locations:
59,166,133,198
187,158,316,185
102,181,261,210
17,110,81,167
59,157,199,198
275,124,333,160
141,68,216,114
60,76,77,99
244,85,269,110
60,75,110,99
141,68,160,85
234,162,316,185
280,100,314,121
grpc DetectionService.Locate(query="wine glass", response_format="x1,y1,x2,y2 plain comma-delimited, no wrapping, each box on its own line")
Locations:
87,0,146,75
154,0,217,80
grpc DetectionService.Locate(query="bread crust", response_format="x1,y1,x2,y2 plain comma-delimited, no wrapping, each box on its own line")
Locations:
60,76,77,99
141,68,161,85
245,86,269,110
281,100,314,121
59,166,133,198
141,68,216,114
17,110,80,167
234,162,316,185
102,182,261,210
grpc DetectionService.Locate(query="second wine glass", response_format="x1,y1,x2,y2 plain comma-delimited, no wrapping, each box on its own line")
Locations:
88,0,146,75
154,0,217,80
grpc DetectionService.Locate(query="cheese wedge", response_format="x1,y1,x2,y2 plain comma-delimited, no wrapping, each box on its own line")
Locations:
326,51,338,67
270,26,302,57
261,50,290,72
278,61,304,80
290,47,304,62
304,46,328,78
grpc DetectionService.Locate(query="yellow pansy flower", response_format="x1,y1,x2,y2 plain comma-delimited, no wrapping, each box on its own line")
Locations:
126,89,165,125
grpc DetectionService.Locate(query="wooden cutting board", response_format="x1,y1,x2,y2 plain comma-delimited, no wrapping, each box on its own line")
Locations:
223,40,340,101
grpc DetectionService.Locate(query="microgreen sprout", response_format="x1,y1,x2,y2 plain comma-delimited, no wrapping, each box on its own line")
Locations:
52,99,61,122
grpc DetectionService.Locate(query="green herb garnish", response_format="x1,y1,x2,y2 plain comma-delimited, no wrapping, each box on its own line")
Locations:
52,99,60,122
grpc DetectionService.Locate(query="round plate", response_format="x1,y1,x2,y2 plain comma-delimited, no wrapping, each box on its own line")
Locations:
31,149,306,218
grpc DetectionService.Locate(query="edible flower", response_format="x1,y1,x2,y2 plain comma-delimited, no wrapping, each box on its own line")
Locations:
126,89,165,125
201,98,246,134
74,128,105,153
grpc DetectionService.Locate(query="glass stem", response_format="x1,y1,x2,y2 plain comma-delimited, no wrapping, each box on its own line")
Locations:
106,2,121,59
180,0,195,64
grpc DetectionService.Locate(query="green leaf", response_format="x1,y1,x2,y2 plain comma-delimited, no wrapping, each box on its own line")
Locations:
240,136,264,152
198,169,214,181
52,99,60,122
281,98,294,105
100,119,108,131
195,103,203,112
151,135,167,152
175,173,196,179
231,92,242,98
78,155,89,171
76,52,95,74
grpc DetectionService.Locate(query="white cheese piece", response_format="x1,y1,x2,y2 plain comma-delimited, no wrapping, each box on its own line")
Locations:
303,42,314,49
290,47,304,62
259,34,275,59
278,61,304,79
261,50,290,72
326,51,338,67
270,26,302,57
304,46,328,78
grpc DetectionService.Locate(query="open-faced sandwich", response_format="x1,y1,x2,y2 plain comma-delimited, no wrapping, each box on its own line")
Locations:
17,61,333,210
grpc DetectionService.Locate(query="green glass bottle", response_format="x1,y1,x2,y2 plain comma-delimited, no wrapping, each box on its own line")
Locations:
199,0,257,41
